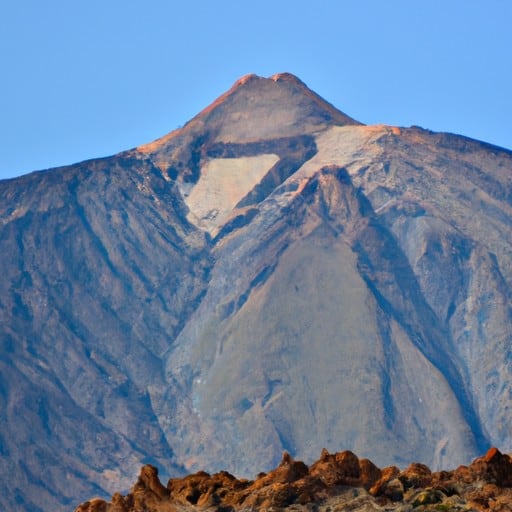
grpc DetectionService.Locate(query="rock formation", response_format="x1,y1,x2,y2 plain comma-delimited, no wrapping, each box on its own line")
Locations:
75,447,512,511
1,73,511,510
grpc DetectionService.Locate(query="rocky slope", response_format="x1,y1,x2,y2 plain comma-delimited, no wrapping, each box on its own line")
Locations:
1,73,512,511
75,447,512,512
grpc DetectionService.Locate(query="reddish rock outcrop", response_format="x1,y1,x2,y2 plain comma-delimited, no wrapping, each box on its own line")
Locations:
75,447,512,511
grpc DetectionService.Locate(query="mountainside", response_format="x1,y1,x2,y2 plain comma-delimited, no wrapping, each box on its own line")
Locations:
1,72,511,511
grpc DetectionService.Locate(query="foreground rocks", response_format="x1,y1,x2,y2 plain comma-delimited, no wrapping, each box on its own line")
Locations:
75,447,512,511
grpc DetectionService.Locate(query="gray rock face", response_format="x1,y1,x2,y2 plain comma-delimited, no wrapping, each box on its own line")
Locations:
0,73,511,511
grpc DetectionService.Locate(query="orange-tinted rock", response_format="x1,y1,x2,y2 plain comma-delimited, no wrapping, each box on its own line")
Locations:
335,450,361,479
399,462,432,489
469,447,512,487
275,452,310,482
136,464,169,499
173,470,247,507
75,498,108,512
452,464,474,484
359,458,382,490
369,465,400,496
253,452,309,489
74,448,512,512
485,447,502,462
310,449,361,487
167,471,211,505
319,447,330,462
110,492,129,512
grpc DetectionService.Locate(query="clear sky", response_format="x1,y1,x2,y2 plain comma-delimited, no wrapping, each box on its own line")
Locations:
1,1,511,180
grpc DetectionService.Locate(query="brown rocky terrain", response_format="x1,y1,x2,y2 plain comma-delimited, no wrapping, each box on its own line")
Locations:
76,447,512,512
1,73,512,511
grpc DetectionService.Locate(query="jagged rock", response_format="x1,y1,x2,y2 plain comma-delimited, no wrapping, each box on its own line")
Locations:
75,448,512,512
110,493,130,512
399,462,433,489
137,465,169,499
309,449,361,487
369,466,400,496
75,498,108,512
468,447,512,487
262,451,310,484
359,458,382,490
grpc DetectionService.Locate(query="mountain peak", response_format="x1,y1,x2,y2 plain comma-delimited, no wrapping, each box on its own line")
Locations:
227,72,314,95
231,72,261,87
137,73,361,156
197,71,362,137
270,71,307,84
230,72,307,87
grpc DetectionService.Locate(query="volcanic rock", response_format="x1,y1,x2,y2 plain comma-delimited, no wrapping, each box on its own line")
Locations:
75,448,512,511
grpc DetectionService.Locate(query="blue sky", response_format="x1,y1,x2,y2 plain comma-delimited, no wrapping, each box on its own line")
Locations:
1,1,511,180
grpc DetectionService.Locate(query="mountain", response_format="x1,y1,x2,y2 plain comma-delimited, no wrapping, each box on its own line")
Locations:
1,72,511,511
